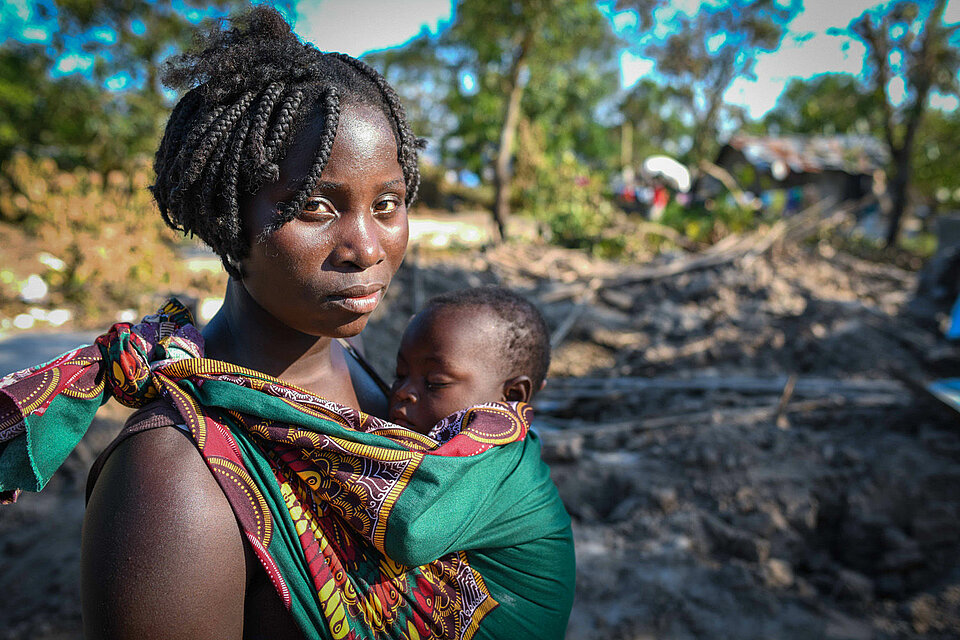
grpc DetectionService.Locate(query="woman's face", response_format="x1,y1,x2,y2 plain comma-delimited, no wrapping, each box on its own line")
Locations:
238,102,408,339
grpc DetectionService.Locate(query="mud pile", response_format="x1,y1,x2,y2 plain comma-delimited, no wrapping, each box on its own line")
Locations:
384,237,960,639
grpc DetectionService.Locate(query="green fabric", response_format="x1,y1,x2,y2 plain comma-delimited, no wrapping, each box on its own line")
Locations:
192,380,576,639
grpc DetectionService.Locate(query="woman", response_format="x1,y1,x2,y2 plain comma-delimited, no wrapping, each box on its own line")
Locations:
0,7,574,640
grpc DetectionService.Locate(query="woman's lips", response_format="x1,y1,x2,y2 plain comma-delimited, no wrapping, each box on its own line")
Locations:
327,286,384,314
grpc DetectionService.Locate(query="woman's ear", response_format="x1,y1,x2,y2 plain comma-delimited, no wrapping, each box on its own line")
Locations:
502,376,534,403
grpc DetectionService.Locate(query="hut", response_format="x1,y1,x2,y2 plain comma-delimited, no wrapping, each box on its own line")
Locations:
712,134,888,212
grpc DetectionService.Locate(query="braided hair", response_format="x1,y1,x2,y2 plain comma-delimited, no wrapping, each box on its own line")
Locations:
152,6,424,278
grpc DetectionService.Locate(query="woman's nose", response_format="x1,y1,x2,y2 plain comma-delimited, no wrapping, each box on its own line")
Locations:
333,211,386,270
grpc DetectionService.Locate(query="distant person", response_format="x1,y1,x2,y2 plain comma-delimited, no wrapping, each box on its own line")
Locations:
389,287,551,434
650,178,670,220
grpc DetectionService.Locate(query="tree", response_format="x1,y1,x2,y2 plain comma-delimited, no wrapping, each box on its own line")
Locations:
618,78,694,165
367,33,453,156
0,0,253,173
913,107,960,215
370,0,620,239
843,0,960,245
761,73,881,136
618,0,798,169
456,0,620,238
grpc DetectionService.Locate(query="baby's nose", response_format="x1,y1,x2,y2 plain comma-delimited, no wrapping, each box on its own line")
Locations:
391,381,417,404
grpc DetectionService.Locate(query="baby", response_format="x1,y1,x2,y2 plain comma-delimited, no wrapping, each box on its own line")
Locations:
389,287,551,435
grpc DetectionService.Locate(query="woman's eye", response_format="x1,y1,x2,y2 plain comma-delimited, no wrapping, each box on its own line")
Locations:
374,198,400,215
301,196,335,218
425,380,449,391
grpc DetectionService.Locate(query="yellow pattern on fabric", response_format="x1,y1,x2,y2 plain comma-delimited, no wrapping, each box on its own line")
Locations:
210,456,273,546
458,405,524,444
154,372,207,448
18,369,59,416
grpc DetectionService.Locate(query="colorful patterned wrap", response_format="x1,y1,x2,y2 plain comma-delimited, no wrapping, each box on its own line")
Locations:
0,300,574,640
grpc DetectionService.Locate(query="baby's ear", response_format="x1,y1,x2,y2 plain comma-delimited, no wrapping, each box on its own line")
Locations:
502,376,534,403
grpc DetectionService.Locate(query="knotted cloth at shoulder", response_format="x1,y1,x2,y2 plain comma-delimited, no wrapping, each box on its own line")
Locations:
0,299,202,502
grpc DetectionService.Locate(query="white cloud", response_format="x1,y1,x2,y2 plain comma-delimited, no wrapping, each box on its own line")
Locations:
886,76,907,107
294,0,452,57
54,53,93,74
6,0,31,21
620,50,654,87
947,1,960,22
788,0,881,32
20,26,48,42
611,10,637,31
725,0,905,119
930,91,959,112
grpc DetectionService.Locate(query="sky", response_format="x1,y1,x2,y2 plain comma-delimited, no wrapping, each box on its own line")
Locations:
292,0,960,119
2,0,958,119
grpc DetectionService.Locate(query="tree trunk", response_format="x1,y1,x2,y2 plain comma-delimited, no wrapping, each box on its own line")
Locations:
884,150,912,247
492,31,533,242
690,63,734,170
881,1,942,247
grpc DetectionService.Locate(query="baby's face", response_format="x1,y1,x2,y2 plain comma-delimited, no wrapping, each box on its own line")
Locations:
389,306,507,434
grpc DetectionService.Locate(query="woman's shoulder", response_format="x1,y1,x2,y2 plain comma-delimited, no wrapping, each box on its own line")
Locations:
85,401,240,542
82,410,249,638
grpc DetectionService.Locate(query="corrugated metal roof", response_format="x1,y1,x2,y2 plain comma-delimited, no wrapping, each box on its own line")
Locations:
725,134,889,176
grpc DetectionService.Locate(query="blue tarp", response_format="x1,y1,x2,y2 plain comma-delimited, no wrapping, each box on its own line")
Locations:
947,295,960,341
928,378,960,412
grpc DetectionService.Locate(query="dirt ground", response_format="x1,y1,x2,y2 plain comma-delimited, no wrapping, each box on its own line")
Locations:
2,227,959,639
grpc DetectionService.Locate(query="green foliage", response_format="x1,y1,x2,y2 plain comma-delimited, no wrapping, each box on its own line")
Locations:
762,74,881,136
660,197,759,244
0,153,221,322
913,108,960,208
618,78,692,161
521,151,625,257
415,163,493,211
843,0,960,244
0,0,251,174
366,0,620,183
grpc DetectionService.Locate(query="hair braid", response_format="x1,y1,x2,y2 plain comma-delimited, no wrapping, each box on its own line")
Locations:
218,111,255,275
181,90,257,191
164,102,227,215
269,87,341,235
152,90,204,230
256,88,305,185
242,81,285,191
153,88,201,196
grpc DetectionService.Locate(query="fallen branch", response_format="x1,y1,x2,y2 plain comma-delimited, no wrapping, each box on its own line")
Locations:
600,198,837,290
775,374,798,429
537,393,909,440
538,374,907,397
548,278,602,349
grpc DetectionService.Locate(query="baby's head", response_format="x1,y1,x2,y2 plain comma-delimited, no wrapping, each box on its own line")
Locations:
389,287,551,434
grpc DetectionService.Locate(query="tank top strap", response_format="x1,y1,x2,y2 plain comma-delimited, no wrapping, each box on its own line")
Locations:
337,338,391,397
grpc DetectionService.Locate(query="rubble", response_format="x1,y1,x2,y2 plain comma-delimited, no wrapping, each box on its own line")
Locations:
2,211,960,639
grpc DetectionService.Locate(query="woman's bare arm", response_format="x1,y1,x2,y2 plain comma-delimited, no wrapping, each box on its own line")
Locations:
82,427,248,639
